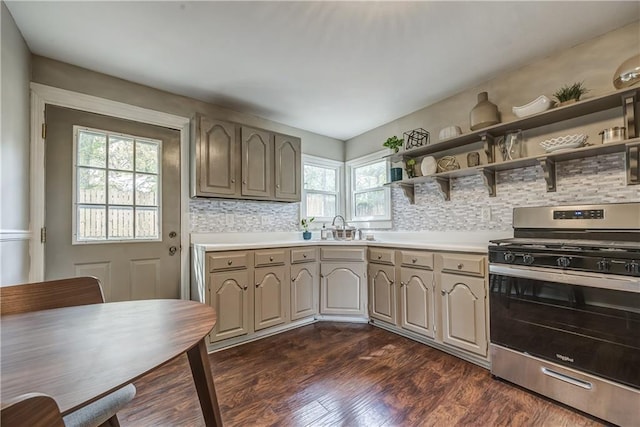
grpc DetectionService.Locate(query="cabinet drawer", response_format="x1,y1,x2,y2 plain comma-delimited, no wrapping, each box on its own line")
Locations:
400,251,434,270
321,247,366,262
209,252,248,271
254,249,286,267
441,254,485,277
368,248,395,265
291,247,317,263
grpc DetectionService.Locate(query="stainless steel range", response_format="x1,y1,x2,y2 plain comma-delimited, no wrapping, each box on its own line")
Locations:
488,202,640,427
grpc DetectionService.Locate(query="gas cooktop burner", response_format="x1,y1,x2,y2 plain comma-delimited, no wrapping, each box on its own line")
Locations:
490,238,640,252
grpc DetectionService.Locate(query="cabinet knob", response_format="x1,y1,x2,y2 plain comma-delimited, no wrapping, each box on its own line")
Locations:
276,184,280,188
457,263,464,270
255,283,260,288
243,180,247,184
441,290,446,295
389,280,394,285
400,281,405,287
227,260,233,266
412,258,417,263
243,285,248,291
269,256,274,261
303,253,307,258
231,179,235,183
377,255,382,259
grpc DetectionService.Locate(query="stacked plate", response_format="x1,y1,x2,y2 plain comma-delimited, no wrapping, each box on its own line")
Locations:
539,134,588,153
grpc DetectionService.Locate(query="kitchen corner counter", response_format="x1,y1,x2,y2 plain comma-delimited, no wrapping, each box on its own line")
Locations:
191,230,513,253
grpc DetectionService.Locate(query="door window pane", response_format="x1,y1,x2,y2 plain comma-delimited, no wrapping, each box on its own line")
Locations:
73,126,162,243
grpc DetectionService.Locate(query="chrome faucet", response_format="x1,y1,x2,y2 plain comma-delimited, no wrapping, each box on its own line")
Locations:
331,215,346,230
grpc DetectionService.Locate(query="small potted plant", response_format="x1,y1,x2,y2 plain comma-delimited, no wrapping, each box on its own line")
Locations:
301,217,314,240
405,158,417,178
383,136,404,153
553,82,589,106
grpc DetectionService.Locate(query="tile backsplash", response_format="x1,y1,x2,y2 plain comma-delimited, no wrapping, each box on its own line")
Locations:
190,153,639,233
391,152,639,232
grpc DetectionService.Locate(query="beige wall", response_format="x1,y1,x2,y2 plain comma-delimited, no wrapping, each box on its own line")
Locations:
31,56,345,161
1,2,31,285
345,22,640,160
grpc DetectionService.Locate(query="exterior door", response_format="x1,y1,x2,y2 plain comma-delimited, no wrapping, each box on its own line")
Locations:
44,105,181,301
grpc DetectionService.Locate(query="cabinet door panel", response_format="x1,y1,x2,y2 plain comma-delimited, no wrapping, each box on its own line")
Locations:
320,263,365,315
209,270,250,342
400,268,435,338
242,126,273,198
198,117,239,196
275,134,301,201
441,273,487,356
369,264,396,324
255,266,287,330
291,263,318,320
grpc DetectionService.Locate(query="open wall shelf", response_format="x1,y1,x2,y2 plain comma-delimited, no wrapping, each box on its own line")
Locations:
384,87,640,204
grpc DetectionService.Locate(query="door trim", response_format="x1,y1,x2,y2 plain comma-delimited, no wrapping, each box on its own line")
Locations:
30,83,191,299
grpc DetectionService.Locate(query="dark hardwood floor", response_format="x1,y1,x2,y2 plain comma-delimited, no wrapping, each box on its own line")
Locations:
118,322,605,426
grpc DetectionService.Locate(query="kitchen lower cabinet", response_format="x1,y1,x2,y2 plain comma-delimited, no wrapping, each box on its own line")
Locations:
208,269,251,342
440,272,487,356
320,262,366,316
254,265,288,331
369,264,396,324
399,267,435,339
290,262,318,320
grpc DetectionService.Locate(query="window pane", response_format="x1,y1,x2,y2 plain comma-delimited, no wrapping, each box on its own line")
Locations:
108,206,134,239
108,171,134,205
136,207,159,239
354,189,385,217
304,165,336,192
136,174,157,206
136,140,159,173
77,206,106,240
77,168,105,204
306,193,336,218
77,131,106,168
354,161,386,191
109,136,134,171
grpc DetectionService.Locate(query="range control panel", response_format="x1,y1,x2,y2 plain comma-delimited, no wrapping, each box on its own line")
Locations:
553,209,604,220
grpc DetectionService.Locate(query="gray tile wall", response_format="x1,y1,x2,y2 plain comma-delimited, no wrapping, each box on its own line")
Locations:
391,153,639,232
190,153,639,233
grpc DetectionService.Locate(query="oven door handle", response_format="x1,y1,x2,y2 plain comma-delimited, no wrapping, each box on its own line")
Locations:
489,264,640,293
541,367,593,390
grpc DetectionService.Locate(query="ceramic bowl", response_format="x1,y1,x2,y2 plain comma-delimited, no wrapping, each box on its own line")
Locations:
512,95,553,118
539,134,588,152
438,126,462,141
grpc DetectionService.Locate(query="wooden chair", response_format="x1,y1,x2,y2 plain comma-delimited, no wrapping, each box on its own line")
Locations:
1,393,66,427
0,277,136,427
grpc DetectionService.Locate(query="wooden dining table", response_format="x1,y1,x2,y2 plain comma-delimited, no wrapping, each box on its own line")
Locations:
1,299,223,426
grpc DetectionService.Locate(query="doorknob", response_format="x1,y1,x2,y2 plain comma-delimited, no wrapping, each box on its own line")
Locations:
169,231,177,238
169,246,178,256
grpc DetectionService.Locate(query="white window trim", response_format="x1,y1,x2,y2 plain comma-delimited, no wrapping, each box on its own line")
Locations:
72,125,163,244
301,154,344,228
346,150,392,228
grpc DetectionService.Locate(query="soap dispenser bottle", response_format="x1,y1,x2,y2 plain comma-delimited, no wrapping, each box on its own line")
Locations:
320,223,328,240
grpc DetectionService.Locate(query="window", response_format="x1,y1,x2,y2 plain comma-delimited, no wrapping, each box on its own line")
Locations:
346,151,390,222
301,155,342,224
72,126,162,243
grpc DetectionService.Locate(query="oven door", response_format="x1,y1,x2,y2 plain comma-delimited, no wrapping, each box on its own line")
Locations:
489,264,640,389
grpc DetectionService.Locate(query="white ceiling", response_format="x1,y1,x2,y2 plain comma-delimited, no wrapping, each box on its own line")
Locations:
6,1,639,140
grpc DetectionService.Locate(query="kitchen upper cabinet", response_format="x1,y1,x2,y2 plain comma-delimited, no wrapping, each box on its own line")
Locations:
369,264,396,324
440,272,487,356
209,269,251,342
192,115,240,197
400,267,435,339
275,134,301,201
191,115,301,201
254,266,287,331
241,126,274,199
320,262,366,316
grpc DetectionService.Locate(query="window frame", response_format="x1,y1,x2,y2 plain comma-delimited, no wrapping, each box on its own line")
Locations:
301,154,344,227
71,125,163,245
346,150,391,226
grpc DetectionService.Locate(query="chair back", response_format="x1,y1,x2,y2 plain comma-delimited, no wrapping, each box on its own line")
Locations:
0,277,105,316
1,393,65,427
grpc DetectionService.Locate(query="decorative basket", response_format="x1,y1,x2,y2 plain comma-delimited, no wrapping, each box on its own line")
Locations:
437,156,460,173
539,134,588,152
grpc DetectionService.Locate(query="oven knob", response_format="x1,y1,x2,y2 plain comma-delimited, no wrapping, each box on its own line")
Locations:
504,252,516,263
557,257,571,268
625,261,639,274
597,259,610,272
522,254,535,265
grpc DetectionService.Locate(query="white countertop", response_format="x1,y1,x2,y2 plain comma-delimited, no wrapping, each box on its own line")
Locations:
191,230,513,253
